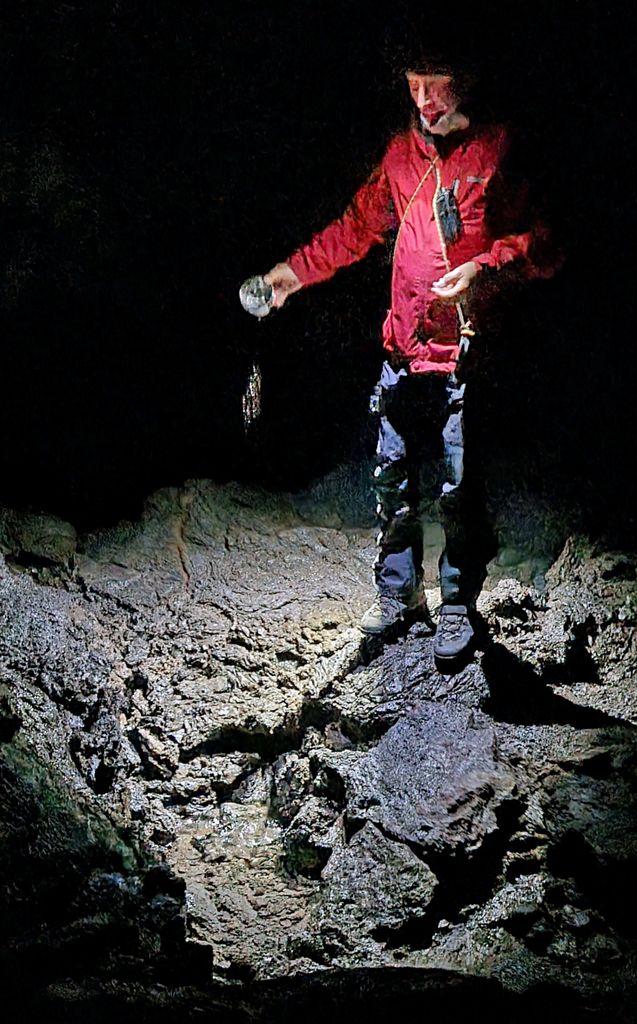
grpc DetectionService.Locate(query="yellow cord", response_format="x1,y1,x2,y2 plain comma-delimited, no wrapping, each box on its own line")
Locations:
392,154,476,343
392,157,438,261
431,162,472,335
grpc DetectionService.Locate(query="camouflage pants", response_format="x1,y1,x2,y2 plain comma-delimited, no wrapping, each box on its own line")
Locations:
371,360,496,607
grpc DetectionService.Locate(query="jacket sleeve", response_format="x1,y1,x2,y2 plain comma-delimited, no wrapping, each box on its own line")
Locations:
472,231,535,271
287,162,393,287
471,224,558,279
470,129,560,280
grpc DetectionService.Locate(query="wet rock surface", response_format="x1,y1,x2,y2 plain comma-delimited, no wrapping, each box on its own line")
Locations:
1,480,636,1021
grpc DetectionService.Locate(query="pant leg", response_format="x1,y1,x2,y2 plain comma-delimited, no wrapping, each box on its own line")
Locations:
371,362,424,599
438,374,496,607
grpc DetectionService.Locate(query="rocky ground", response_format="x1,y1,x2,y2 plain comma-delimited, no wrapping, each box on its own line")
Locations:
1,478,636,1022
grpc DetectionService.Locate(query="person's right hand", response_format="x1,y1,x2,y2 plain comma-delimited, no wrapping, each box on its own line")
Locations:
263,263,302,308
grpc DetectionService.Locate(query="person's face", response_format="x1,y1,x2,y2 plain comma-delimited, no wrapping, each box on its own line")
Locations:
405,71,460,134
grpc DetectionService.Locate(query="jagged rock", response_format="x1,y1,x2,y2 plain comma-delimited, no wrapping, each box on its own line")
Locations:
319,821,438,938
287,819,439,967
271,751,314,823
283,795,343,877
480,539,637,723
0,507,77,571
172,801,317,977
317,704,518,856
324,630,489,731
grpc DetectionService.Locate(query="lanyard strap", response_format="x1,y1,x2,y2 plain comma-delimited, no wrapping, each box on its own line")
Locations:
431,161,475,355
392,152,476,357
392,157,438,261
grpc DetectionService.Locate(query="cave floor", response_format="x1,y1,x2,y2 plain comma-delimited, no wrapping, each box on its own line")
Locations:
1,479,637,1020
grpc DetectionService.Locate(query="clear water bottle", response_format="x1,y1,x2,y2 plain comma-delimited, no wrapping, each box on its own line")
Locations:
239,275,275,319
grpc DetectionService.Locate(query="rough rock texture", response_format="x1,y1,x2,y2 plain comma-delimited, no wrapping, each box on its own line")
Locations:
1,480,636,1021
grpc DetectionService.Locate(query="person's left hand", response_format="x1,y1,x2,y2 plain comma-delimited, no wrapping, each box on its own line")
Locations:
431,261,480,302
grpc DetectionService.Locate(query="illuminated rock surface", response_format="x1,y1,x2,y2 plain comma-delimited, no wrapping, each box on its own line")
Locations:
1,482,636,1021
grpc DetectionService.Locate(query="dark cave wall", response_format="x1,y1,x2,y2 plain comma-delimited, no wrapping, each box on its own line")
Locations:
0,1,634,533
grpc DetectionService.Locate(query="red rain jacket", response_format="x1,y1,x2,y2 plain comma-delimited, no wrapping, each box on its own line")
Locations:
288,122,543,374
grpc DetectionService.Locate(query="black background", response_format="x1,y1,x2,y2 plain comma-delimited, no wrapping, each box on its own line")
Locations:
0,0,634,538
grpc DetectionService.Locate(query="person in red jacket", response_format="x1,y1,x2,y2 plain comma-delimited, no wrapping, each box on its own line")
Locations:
262,55,549,668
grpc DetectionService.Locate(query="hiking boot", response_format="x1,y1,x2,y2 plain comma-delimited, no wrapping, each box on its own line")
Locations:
360,591,433,635
433,604,475,667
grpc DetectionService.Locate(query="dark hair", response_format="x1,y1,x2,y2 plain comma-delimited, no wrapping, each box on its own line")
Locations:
400,51,478,96
383,15,481,103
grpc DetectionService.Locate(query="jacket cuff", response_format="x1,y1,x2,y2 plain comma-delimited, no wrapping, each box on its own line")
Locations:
472,251,498,270
287,250,322,287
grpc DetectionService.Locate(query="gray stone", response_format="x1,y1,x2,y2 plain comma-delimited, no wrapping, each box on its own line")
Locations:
0,507,77,569
320,704,517,856
320,821,438,934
